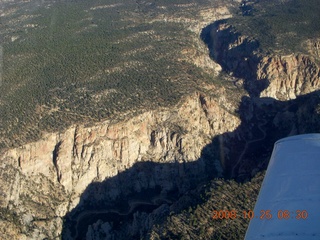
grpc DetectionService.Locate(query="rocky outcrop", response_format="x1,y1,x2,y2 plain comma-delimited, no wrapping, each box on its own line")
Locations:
0,92,240,238
203,21,320,100
258,54,320,100
201,21,260,78
305,38,320,58
0,164,68,239
2,8,320,239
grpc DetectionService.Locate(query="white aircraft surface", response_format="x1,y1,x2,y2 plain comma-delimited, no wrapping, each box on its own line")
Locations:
245,134,320,239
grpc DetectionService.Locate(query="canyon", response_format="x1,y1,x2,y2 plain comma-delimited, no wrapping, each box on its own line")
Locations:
1,1,320,239
0,89,241,239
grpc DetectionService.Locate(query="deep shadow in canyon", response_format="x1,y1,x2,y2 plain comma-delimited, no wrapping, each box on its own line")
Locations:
200,19,269,97
200,18,320,178
62,20,320,239
61,90,320,240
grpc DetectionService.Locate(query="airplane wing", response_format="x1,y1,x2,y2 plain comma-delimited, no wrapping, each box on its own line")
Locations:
245,134,320,239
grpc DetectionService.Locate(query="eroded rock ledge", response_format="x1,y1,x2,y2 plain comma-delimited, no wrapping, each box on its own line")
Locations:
1,13,320,239
202,21,320,100
0,92,240,238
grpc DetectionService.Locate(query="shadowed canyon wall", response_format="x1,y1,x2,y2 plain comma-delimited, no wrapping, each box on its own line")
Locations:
1,14,320,239
0,91,240,239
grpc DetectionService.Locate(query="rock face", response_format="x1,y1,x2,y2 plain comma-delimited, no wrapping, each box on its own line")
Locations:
305,38,320,58
0,92,240,238
203,21,320,100
258,54,320,100
1,11,320,239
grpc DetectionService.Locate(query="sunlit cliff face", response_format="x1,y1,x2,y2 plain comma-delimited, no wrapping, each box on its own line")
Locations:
1,0,320,239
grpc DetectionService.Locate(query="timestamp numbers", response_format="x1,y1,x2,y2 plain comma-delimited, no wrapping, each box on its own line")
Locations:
212,210,308,220
212,210,237,220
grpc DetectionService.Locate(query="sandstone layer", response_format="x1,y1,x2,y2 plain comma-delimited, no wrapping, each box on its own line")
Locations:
0,92,240,238
1,3,320,238
205,21,320,100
